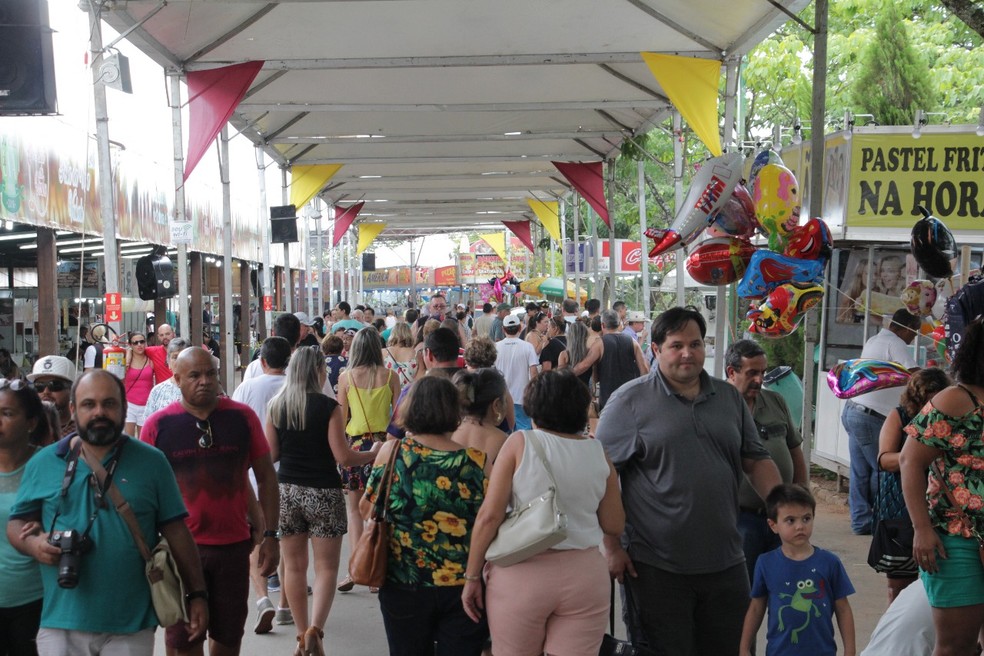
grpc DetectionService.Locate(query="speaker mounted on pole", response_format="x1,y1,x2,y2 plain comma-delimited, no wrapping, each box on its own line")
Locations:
135,249,175,301
270,204,298,244
0,0,57,116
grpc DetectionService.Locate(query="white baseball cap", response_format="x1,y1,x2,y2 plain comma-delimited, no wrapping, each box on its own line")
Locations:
503,314,522,328
626,311,647,323
28,355,77,383
293,312,316,326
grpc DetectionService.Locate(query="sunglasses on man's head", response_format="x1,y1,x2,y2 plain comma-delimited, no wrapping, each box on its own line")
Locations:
32,380,70,393
0,378,30,392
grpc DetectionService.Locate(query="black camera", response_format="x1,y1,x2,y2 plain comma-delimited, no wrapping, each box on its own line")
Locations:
48,530,91,589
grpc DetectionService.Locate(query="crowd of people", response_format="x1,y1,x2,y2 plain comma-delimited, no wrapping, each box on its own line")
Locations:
0,292,982,656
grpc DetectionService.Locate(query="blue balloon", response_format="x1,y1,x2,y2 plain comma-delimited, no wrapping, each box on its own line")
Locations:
737,249,826,299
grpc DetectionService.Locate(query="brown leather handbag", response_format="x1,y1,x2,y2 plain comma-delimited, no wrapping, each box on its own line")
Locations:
348,439,400,588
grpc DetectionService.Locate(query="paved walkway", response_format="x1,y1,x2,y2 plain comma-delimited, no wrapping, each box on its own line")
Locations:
153,480,892,655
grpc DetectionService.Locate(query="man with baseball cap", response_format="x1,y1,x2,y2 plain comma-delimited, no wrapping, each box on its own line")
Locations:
494,314,539,430
490,303,512,342
294,312,320,348
28,355,77,437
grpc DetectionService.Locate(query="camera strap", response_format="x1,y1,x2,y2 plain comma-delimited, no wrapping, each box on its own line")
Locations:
48,437,126,544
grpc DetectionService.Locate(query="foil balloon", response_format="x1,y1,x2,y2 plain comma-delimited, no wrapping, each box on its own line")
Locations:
685,238,758,286
910,206,956,279
747,149,783,190
784,217,833,262
737,250,826,299
826,359,912,400
753,163,800,251
647,151,744,257
708,184,758,239
900,280,936,317
747,282,824,337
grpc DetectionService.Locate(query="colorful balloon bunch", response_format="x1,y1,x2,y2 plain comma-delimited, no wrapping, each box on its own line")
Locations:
645,148,831,339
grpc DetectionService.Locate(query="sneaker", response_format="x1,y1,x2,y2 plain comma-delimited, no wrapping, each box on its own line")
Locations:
275,608,294,625
254,597,275,634
307,585,313,596
267,574,281,592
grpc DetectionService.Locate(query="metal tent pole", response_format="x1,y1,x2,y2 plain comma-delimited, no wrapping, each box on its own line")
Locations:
219,127,235,391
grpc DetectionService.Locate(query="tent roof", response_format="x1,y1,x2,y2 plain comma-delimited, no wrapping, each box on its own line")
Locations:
102,0,808,238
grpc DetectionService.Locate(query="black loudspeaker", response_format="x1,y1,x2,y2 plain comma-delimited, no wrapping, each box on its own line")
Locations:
271,218,298,244
135,254,175,300
362,253,375,271
0,0,57,116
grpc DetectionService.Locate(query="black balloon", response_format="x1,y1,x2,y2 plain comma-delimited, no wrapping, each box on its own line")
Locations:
910,206,955,279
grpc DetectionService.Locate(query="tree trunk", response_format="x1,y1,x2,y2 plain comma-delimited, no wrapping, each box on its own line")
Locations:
940,0,984,39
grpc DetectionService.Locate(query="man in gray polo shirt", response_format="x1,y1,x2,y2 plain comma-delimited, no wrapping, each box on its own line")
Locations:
595,306,781,656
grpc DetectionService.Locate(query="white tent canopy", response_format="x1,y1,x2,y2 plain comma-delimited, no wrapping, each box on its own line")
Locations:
102,0,809,237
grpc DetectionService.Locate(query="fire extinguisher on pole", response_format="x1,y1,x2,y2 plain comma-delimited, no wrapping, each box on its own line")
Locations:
94,323,127,380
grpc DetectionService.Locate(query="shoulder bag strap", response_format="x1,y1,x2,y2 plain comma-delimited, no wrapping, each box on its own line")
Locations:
374,438,402,522
523,430,559,492
75,439,153,562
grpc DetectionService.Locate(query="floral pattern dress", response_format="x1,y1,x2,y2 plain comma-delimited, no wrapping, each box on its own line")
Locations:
906,390,984,538
365,438,487,586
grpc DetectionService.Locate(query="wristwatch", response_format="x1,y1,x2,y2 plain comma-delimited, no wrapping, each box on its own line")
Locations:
262,530,281,540
186,590,208,603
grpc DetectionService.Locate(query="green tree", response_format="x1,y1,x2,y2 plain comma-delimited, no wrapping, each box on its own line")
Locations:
851,1,936,124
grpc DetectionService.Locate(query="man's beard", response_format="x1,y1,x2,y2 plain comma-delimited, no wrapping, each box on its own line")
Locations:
78,418,123,446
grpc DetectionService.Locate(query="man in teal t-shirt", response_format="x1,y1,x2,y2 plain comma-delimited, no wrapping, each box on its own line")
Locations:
7,370,207,655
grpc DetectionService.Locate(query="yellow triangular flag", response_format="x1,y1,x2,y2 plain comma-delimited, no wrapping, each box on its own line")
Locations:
527,198,561,243
641,52,722,156
290,164,343,209
357,223,386,255
479,232,506,262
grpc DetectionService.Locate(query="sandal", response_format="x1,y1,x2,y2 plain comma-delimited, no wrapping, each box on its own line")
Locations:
337,576,354,592
304,626,326,656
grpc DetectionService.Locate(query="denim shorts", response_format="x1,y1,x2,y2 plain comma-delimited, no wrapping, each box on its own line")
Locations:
921,533,984,608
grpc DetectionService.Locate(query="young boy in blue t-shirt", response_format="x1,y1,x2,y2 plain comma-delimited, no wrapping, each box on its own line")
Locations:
739,484,857,656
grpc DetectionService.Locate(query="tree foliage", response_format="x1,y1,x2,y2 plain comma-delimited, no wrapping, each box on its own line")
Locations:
851,1,936,124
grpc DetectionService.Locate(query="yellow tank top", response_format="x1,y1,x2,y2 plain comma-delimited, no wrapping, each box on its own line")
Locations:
346,368,394,435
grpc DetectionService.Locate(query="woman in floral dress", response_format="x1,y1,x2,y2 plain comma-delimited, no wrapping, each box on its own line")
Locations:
900,317,984,656
361,376,491,655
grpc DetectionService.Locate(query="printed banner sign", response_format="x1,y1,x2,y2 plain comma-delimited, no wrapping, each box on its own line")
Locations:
847,132,984,229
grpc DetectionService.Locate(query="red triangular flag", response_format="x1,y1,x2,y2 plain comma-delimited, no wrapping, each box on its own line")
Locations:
183,61,264,181
333,202,365,246
503,220,534,253
552,161,610,227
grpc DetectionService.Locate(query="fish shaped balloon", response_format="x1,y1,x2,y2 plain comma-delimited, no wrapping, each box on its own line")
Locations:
910,206,956,279
685,238,758,286
784,217,833,262
753,163,800,251
647,151,744,257
827,359,912,400
747,282,824,337
737,250,826,299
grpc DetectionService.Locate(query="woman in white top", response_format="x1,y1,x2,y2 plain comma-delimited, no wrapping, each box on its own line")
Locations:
382,323,417,388
461,369,624,656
